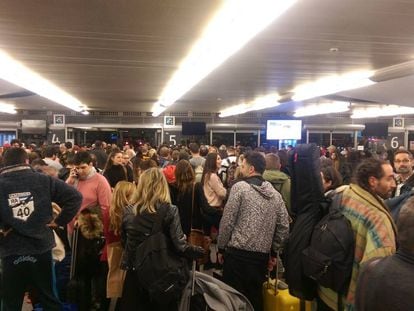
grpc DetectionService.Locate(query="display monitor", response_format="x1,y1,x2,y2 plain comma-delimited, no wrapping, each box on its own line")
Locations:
266,120,302,140
21,120,47,135
182,122,206,136
363,123,388,137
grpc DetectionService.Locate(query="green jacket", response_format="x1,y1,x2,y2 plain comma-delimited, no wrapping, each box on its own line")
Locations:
262,169,291,213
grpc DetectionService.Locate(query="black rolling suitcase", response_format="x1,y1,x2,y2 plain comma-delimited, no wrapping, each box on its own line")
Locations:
66,227,88,311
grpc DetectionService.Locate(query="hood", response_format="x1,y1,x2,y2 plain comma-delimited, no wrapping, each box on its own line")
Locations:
262,169,289,183
241,176,277,200
77,212,103,239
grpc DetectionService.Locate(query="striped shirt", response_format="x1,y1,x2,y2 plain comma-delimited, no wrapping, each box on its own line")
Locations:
318,184,397,311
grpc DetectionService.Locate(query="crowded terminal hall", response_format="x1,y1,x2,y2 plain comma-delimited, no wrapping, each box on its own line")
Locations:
0,1,414,310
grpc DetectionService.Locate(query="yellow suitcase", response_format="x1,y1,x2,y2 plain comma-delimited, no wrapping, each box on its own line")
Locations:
263,278,312,311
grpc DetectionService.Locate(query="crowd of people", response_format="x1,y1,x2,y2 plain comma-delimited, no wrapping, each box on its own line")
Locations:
0,138,412,311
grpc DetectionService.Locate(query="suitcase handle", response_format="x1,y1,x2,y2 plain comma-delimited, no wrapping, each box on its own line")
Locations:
266,251,279,296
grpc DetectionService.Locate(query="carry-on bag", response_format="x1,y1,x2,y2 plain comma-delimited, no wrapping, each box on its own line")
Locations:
263,253,313,311
66,227,88,310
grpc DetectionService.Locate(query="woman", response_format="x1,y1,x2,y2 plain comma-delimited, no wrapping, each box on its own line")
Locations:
330,149,342,172
103,150,134,188
104,181,135,307
120,168,204,310
201,153,227,210
169,160,222,236
321,165,343,196
132,158,157,185
121,151,133,171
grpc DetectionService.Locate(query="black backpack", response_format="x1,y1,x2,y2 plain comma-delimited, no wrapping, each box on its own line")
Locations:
134,208,189,304
302,192,355,307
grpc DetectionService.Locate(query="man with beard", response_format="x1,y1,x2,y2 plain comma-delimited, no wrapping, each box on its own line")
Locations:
393,150,414,197
318,158,397,311
217,152,289,311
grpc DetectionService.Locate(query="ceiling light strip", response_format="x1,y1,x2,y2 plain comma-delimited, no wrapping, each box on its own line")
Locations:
351,105,414,118
291,71,375,102
152,0,298,116
0,50,88,112
294,101,350,117
0,101,17,114
219,93,280,117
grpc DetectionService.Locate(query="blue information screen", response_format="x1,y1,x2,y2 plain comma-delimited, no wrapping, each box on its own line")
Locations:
0,131,16,146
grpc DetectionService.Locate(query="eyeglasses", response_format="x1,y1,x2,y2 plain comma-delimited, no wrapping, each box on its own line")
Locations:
394,159,410,164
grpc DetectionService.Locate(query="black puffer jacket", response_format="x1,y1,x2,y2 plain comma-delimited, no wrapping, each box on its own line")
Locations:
121,202,203,270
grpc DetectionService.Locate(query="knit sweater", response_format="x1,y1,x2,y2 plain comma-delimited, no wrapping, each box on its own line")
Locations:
217,177,289,255
318,184,397,310
203,173,227,207
67,170,112,234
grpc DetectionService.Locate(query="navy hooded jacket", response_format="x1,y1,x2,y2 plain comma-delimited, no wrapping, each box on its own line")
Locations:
0,165,82,258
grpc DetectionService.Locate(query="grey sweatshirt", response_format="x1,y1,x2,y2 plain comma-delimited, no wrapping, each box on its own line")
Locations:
218,178,289,255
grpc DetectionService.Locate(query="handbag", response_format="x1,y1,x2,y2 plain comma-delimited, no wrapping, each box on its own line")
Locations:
188,183,211,265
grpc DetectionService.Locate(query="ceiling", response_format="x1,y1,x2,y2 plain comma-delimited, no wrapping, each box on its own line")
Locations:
1,0,414,116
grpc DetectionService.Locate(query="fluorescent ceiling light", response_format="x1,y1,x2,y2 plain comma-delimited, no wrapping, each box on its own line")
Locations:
152,0,298,116
351,105,414,118
291,70,375,101
219,93,280,117
152,103,167,117
0,101,17,114
294,101,350,117
0,50,88,112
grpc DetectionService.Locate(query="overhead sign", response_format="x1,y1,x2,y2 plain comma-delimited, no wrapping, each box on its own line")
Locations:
47,129,65,144
164,116,175,127
393,117,404,128
53,114,65,126
386,132,405,150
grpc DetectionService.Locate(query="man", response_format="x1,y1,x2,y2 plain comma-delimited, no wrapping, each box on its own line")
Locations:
59,141,74,168
42,145,63,171
393,149,414,197
10,138,22,148
66,151,112,309
355,196,414,310
219,146,238,187
0,147,81,311
66,151,111,234
263,153,291,214
158,145,171,168
217,151,289,311
189,143,206,183
189,142,206,168
385,150,414,221
89,140,108,170
318,158,397,310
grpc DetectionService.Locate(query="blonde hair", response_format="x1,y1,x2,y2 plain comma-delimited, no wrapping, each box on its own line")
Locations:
132,167,171,214
109,181,135,235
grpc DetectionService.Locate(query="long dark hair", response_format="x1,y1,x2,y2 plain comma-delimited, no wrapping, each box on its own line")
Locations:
175,160,195,194
104,149,122,171
201,152,219,185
